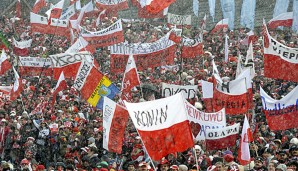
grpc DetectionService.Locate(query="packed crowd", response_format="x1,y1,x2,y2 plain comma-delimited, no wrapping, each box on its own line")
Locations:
0,1,298,171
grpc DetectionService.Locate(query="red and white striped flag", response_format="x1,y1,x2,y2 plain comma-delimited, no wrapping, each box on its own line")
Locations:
46,0,64,23
103,97,129,154
121,54,140,102
268,12,293,29
0,50,12,75
32,0,46,14
238,115,253,165
211,18,229,34
52,71,67,106
10,67,23,101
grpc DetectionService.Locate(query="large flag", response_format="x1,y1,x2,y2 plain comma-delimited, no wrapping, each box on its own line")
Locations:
268,12,293,29
0,50,12,75
69,1,94,30
73,60,119,110
260,86,298,131
46,0,64,20
13,38,32,56
240,0,256,30
220,0,235,30
121,54,140,102
32,0,47,14
10,67,23,101
80,19,124,48
181,38,203,58
185,100,226,140
210,18,229,34
18,57,52,76
205,123,239,150
142,0,176,14
238,115,253,165
133,0,168,18
208,0,216,21
103,97,129,154
50,52,95,80
52,71,67,106
124,93,194,160
263,20,298,82
243,42,255,79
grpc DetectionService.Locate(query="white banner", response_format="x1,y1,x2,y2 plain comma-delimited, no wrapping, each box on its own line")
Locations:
167,13,192,25
65,37,89,53
30,12,69,27
13,38,32,49
185,100,226,140
19,57,52,67
80,19,123,37
50,52,94,68
162,83,197,99
96,0,126,4
60,4,75,20
109,31,175,54
206,123,239,140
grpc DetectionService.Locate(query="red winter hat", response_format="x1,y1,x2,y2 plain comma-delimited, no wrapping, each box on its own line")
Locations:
36,164,45,170
224,154,234,163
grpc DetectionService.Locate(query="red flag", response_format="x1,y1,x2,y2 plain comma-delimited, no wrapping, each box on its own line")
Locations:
268,12,293,29
52,71,67,106
10,67,23,101
210,18,229,34
103,97,129,154
16,0,21,18
121,54,140,102
238,115,253,165
0,50,12,75
46,0,64,19
169,31,182,44
32,0,46,14
205,123,239,150
181,40,203,58
145,0,176,14
124,93,194,161
263,20,298,82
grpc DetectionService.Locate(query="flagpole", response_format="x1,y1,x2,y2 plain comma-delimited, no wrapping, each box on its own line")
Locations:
193,147,199,170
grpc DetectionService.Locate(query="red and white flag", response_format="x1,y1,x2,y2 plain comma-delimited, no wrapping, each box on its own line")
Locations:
240,30,257,46
103,97,129,154
260,86,298,131
141,0,176,14
0,50,12,75
70,1,93,30
268,12,293,29
95,0,128,14
52,71,67,106
96,10,106,27
10,67,23,101
238,115,253,165
0,86,12,100
124,93,194,160
133,0,167,18
13,38,32,56
66,37,95,54
205,123,239,150
32,0,46,14
46,0,65,20
181,38,203,58
211,18,229,34
263,20,298,82
243,42,255,79
16,0,21,18
121,54,140,102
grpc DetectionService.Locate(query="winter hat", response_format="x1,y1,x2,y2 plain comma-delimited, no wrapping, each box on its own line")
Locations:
276,164,287,171
223,154,234,163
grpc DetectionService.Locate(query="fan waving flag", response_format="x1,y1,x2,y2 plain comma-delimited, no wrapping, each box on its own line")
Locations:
268,12,293,29
260,86,298,131
0,50,12,75
52,71,67,106
124,93,194,161
211,18,229,34
263,20,298,82
73,60,119,110
121,54,140,102
10,67,23,101
103,97,129,154
205,123,239,150
32,0,46,14
238,115,253,165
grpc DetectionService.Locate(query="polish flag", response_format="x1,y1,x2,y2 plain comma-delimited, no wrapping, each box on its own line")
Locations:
65,37,95,54
240,30,257,46
238,115,253,165
142,0,176,14
211,18,229,34
46,0,65,22
0,50,12,75
205,123,240,150
263,20,298,82
95,10,106,27
70,1,93,30
121,54,140,102
32,0,46,14
103,97,129,154
10,67,23,101
52,71,67,106
268,12,293,29
124,93,194,161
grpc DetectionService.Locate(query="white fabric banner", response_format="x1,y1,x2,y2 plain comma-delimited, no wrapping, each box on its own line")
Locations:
167,13,192,25
13,38,32,49
162,83,197,99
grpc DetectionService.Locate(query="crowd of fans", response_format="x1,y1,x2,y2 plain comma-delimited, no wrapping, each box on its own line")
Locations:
0,1,297,171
